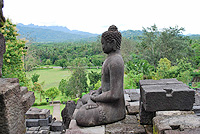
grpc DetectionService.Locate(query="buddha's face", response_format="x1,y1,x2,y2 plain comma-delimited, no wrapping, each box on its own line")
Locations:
101,37,114,54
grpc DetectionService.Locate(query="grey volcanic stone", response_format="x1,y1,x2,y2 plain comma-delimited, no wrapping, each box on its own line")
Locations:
0,78,35,134
139,79,195,125
67,119,105,134
50,121,64,132
124,93,131,101
129,93,140,101
61,101,76,129
39,118,49,126
27,126,40,131
194,91,200,106
139,78,183,86
26,119,39,127
164,128,200,134
105,115,146,134
153,112,200,134
139,103,155,125
126,101,139,115
141,84,194,111
38,130,49,134
40,126,50,131
26,107,50,119
193,105,200,116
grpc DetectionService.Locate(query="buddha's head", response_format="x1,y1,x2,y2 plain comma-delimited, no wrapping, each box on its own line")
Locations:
101,25,122,54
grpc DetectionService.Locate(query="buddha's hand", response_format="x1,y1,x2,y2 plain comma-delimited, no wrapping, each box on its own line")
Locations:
86,103,98,110
90,94,98,102
90,90,97,95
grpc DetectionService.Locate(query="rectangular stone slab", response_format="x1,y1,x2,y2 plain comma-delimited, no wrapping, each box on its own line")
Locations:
139,79,183,86
141,83,195,111
26,108,50,119
139,79,184,106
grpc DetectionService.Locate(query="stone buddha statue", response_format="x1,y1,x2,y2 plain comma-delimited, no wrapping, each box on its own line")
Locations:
0,0,5,77
74,25,126,127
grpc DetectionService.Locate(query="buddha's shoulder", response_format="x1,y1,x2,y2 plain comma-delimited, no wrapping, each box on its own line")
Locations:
108,54,124,65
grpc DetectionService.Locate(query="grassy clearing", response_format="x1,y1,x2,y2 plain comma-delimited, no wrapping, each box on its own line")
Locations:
27,67,101,103
32,105,54,115
26,68,72,90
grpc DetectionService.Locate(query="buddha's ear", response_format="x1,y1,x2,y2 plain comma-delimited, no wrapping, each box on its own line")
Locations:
111,39,117,51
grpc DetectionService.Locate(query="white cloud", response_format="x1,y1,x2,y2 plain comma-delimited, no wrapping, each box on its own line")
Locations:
3,0,200,34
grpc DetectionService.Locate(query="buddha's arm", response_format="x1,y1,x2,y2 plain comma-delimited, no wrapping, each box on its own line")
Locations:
91,60,124,103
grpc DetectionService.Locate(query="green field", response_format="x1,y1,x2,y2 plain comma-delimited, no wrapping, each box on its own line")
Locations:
26,67,101,103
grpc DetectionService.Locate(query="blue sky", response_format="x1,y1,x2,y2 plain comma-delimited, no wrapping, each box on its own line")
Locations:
3,0,200,34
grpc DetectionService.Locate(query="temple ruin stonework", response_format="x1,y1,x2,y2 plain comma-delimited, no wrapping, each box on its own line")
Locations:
0,78,35,134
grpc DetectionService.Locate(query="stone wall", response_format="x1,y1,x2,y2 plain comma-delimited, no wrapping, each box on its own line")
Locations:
0,78,35,134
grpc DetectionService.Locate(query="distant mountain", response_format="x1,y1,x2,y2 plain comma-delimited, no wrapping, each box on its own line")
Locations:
16,24,200,43
188,34,200,40
121,30,143,42
16,23,98,42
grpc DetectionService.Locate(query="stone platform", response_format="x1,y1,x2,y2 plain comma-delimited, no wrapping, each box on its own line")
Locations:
65,89,144,134
66,115,146,134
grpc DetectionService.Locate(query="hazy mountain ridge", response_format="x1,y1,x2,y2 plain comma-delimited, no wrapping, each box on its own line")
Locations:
16,23,98,42
16,24,200,43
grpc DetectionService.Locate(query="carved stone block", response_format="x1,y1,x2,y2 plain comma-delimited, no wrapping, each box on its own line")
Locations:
0,78,35,134
141,84,195,111
26,107,50,119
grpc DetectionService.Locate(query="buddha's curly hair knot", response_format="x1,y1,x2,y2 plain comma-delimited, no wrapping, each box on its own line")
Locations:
102,25,122,50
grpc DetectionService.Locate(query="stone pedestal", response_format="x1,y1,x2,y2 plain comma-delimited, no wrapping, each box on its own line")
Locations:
0,78,35,134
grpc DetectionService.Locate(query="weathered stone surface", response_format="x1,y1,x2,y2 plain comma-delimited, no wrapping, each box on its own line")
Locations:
61,101,76,129
156,111,195,117
39,118,49,126
26,130,37,134
194,91,200,106
26,119,39,127
124,93,131,101
139,79,195,125
193,105,200,116
125,89,140,101
27,126,40,131
26,107,50,119
164,128,200,134
124,89,139,94
105,115,146,134
51,121,64,132
38,130,50,134
0,78,35,134
139,103,155,125
40,126,50,131
50,132,62,134
153,112,200,134
22,90,35,113
141,84,194,111
66,119,105,134
126,101,139,115
139,79,183,86
129,92,140,101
